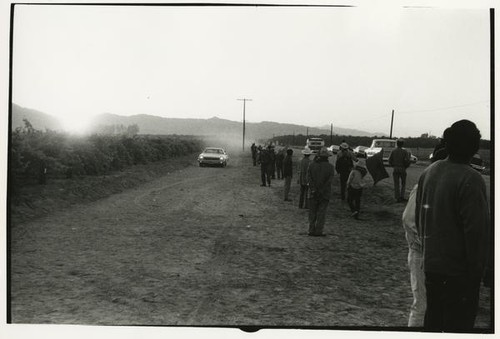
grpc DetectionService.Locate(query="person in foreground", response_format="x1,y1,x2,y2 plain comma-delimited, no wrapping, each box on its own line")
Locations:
307,146,334,236
402,184,426,327
415,120,490,332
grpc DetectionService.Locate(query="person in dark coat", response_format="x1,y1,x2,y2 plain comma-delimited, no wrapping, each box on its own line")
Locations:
415,120,490,332
388,139,411,202
283,148,294,201
307,147,335,236
251,143,257,166
335,142,355,200
275,148,285,179
258,146,271,187
269,145,276,179
298,146,313,209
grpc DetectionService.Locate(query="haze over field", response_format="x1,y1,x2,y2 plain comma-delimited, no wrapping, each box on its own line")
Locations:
12,5,491,139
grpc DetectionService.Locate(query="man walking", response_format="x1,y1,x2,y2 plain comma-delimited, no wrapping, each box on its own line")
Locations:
415,120,490,332
283,148,294,201
388,139,411,202
307,147,334,236
298,146,312,209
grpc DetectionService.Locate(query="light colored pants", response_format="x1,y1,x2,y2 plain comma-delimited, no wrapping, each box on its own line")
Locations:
408,247,426,327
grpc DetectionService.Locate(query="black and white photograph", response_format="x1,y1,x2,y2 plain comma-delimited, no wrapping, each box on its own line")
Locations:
2,0,496,338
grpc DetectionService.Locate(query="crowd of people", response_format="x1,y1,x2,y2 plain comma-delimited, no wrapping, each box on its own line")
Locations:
249,118,491,333
250,141,370,235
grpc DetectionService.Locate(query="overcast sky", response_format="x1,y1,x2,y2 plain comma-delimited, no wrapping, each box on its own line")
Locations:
12,5,491,139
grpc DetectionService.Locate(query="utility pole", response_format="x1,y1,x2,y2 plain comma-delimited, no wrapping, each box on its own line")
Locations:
306,127,309,137
330,123,333,145
237,98,252,150
389,109,394,139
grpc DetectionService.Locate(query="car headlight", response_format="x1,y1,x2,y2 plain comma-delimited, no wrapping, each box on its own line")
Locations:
220,156,224,160
199,155,204,159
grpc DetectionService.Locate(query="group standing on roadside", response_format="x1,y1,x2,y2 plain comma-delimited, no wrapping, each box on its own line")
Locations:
250,119,490,332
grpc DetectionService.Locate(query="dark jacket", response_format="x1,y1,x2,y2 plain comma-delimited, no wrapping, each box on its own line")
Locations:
259,149,270,165
335,150,354,174
415,159,490,279
388,147,410,169
307,158,335,200
298,156,312,185
283,154,293,177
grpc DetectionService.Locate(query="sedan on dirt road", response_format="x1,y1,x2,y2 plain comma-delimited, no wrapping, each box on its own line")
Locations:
198,147,229,167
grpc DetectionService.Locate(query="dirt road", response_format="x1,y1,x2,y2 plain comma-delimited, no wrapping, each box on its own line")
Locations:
10,149,492,330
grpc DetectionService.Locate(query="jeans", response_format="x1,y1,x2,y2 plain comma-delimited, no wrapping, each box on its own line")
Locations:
299,184,309,209
284,176,292,199
339,172,350,200
408,248,426,327
261,164,271,186
276,163,283,179
424,272,481,332
347,186,362,213
308,197,329,235
393,168,407,200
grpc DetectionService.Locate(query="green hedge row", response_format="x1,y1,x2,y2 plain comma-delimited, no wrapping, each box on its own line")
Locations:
10,121,203,186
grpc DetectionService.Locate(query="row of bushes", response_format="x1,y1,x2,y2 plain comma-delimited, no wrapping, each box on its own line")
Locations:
10,120,203,186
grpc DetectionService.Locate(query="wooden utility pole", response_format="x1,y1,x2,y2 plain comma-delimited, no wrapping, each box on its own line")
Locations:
389,109,394,138
237,98,252,150
330,123,333,145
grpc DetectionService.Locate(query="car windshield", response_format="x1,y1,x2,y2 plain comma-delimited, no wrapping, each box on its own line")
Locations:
205,149,223,154
374,141,396,148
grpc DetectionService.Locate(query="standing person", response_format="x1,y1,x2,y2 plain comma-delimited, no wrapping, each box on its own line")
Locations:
346,158,367,219
388,139,411,202
298,146,313,209
269,145,276,180
415,120,490,332
251,142,257,166
283,148,294,201
335,142,355,200
307,147,335,237
275,148,285,179
258,145,271,187
402,184,426,327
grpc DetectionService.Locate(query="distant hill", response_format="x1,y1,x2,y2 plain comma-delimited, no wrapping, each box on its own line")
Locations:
10,103,381,139
11,104,63,131
88,113,381,140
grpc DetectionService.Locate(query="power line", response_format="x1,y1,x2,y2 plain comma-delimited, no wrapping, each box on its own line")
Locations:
397,100,489,115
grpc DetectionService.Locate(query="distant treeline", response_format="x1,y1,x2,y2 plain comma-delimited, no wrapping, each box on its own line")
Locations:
10,119,203,186
269,134,491,150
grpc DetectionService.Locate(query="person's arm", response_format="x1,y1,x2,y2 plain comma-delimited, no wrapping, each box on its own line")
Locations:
346,170,354,187
459,173,490,281
402,185,420,249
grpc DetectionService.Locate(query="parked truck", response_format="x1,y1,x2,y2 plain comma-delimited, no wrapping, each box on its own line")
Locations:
306,138,325,154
